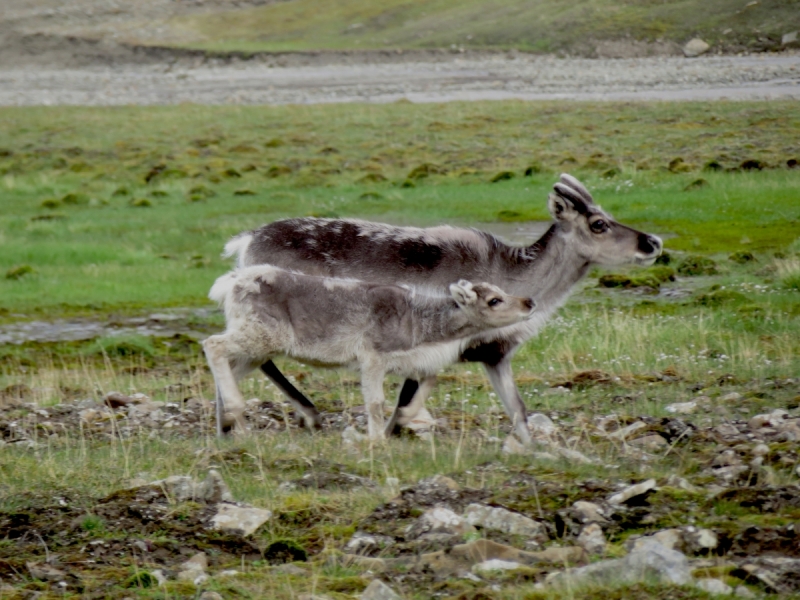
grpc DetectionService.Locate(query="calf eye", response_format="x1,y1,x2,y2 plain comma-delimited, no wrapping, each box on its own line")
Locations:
488,298,502,307
590,219,608,233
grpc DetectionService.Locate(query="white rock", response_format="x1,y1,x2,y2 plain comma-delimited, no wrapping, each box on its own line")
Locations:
683,38,711,57
696,578,733,595
151,569,168,586
577,523,606,555
664,474,700,493
571,501,608,524
342,425,366,445
199,592,224,600
720,392,742,402
751,443,770,457
557,447,595,464
629,434,668,451
502,435,527,455
345,532,394,555
734,585,757,598
665,401,697,415
179,552,208,571
361,579,402,600
608,421,648,440
210,503,272,536
527,413,558,437
625,538,693,585
608,479,656,505
472,559,524,573
782,31,798,46
415,506,474,536
464,503,546,539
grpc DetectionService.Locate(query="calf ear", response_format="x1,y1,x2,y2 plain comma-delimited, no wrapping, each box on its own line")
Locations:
450,281,477,306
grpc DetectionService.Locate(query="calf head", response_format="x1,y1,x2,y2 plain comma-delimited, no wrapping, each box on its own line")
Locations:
450,280,536,327
548,173,662,267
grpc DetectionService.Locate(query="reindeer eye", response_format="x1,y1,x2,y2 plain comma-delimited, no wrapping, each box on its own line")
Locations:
488,298,502,307
590,219,608,233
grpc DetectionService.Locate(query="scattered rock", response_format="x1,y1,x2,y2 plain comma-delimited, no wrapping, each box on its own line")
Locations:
407,506,475,539
685,527,719,553
177,552,208,585
199,593,224,600
720,392,743,402
502,435,527,455
571,501,608,524
665,401,697,414
472,558,524,573
782,31,799,46
345,532,395,556
210,504,272,537
577,523,606,555
629,434,668,451
684,38,711,57
608,420,648,440
607,479,656,505
527,412,559,437
26,562,67,582
696,578,733,595
464,503,547,539
361,579,401,600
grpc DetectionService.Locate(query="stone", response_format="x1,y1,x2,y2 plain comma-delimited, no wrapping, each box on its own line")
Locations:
748,409,788,430
577,523,606,555
683,38,711,57
198,469,235,503
527,412,558,437
299,595,334,600
463,503,547,539
341,554,387,573
626,529,684,552
665,401,697,415
199,593,224,600
696,578,733,595
629,434,668,451
782,31,798,46
608,479,656,505
104,391,134,408
664,475,700,493
450,538,585,567
715,423,741,438
720,392,742,402
151,569,168,586
26,562,67,582
345,532,394,555
608,421,648,440
686,528,718,551
342,425,366,445
734,585,757,598
428,474,460,491
361,579,401,600
712,449,742,467
272,563,306,576
625,538,692,585
502,435,527,455
571,501,608,524
557,447,595,464
751,443,770,457
408,506,475,538
472,559,524,574
210,503,272,536
179,552,207,571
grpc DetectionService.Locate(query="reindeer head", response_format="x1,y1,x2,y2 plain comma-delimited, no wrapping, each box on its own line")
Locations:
450,280,536,327
548,174,662,267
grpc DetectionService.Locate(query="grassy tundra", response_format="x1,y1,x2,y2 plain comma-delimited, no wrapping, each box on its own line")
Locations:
0,100,799,599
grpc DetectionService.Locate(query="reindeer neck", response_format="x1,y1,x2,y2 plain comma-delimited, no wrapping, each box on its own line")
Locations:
496,224,590,313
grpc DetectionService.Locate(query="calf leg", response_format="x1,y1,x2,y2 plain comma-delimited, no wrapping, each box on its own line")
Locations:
260,360,322,430
360,366,388,442
202,335,250,436
483,357,531,445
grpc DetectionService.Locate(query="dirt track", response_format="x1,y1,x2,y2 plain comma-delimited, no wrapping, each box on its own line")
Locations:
1,52,799,106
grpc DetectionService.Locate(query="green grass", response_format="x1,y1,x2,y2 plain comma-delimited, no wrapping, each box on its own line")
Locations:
165,0,800,54
1,100,799,316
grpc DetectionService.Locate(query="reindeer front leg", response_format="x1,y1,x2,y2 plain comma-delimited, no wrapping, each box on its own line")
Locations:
385,376,437,436
483,358,531,445
202,335,249,436
360,365,388,442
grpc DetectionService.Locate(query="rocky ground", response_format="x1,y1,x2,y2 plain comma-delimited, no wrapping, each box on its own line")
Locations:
1,382,799,598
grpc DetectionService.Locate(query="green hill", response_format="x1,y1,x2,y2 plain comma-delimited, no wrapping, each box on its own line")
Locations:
169,0,799,55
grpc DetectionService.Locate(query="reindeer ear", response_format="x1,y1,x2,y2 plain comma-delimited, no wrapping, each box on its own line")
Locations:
450,280,477,306
549,173,593,221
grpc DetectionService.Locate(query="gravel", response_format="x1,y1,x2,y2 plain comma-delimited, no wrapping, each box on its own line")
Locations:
1,52,798,106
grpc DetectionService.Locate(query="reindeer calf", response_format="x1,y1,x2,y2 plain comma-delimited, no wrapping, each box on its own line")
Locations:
203,265,535,440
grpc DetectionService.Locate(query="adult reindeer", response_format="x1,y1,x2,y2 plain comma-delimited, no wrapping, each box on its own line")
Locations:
223,174,662,443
